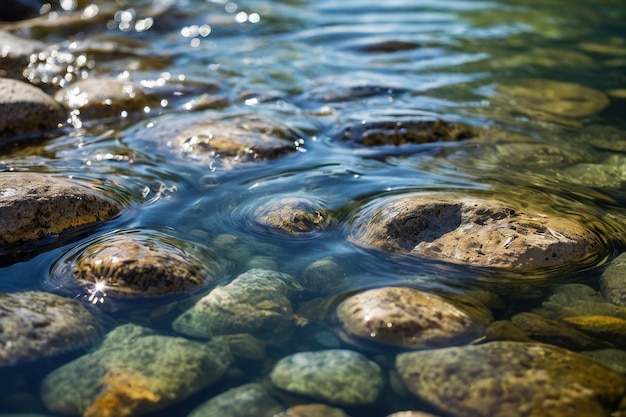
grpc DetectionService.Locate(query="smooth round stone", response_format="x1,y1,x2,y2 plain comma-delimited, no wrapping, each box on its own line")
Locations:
600,252,626,306
496,79,610,119
580,349,626,374
275,404,350,417
49,230,221,301
563,315,626,346
300,257,345,296
0,78,66,137
188,383,282,417
396,341,626,417
54,78,152,120
0,291,102,367
270,349,384,406
336,287,491,349
0,31,46,80
348,193,602,270
0,173,120,250
336,119,476,146
173,269,303,342
248,197,330,237
41,324,233,417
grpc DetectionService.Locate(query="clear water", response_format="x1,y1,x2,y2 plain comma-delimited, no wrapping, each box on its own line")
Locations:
1,0,626,415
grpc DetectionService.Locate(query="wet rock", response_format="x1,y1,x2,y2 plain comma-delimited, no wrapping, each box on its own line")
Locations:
485,320,535,343
0,78,66,138
173,269,303,342
275,403,350,417
495,79,610,119
511,312,607,351
270,349,384,406
600,252,626,306
580,348,626,374
0,173,120,251
138,113,301,169
213,333,266,361
49,229,221,301
41,324,232,417
337,119,476,146
538,300,626,321
0,32,46,80
559,156,626,188
396,341,626,417
348,193,602,270
0,291,102,367
54,78,152,120
336,287,491,349
188,383,282,417
547,283,603,305
300,257,345,296
563,315,626,346
248,197,330,237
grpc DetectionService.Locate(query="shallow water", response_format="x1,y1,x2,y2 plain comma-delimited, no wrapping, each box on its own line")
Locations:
1,0,626,415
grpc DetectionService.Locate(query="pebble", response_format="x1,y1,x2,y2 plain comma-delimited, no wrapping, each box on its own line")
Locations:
188,383,282,417
600,252,626,307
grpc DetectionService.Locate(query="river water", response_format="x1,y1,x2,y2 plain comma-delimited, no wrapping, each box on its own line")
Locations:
1,0,626,416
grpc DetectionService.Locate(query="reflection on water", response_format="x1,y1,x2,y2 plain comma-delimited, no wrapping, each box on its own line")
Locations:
1,0,626,415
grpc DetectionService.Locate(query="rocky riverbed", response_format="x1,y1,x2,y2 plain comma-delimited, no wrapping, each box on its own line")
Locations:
2,0,626,416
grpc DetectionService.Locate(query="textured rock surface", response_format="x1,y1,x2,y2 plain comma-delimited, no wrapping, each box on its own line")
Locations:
349,193,602,269
188,383,282,417
49,229,221,299
300,257,345,296
173,269,303,341
249,197,330,237
41,324,232,417
601,252,626,307
396,341,626,417
0,173,121,250
0,291,102,367
54,78,152,119
563,315,626,346
336,286,491,349
0,32,46,80
580,348,626,374
270,349,384,406
275,404,351,417
0,78,67,138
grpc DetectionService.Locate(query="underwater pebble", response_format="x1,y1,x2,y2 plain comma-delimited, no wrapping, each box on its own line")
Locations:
300,257,345,296
173,269,303,342
600,252,626,307
270,349,384,406
563,315,626,346
275,403,351,417
336,286,491,349
580,348,626,374
41,324,232,417
349,193,602,270
249,197,330,237
0,78,66,138
0,173,121,252
396,341,626,417
0,291,102,367
188,383,282,417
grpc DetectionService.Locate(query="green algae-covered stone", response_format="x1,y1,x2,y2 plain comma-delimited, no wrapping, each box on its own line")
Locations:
188,383,282,417
41,324,232,417
396,341,626,417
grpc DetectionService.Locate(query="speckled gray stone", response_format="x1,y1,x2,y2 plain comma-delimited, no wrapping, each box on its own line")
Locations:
0,78,66,138
270,349,384,406
0,31,46,80
337,286,492,349
188,383,282,417
396,341,626,417
0,291,102,367
601,252,626,307
173,269,303,341
0,173,121,250
41,324,232,417
300,257,345,296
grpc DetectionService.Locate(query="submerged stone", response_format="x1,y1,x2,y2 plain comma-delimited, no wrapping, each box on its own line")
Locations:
270,349,384,406
348,193,602,270
173,269,303,342
0,78,66,138
600,252,626,307
275,404,351,417
563,315,626,346
337,119,476,146
49,229,221,302
41,324,232,417
580,348,626,374
495,78,609,119
396,341,626,417
336,286,491,349
248,197,330,237
0,291,102,367
188,383,282,417
54,78,153,120
0,173,121,252
300,257,345,296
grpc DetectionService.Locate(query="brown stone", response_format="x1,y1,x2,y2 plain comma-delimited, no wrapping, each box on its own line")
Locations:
396,341,626,417
336,286,491,349
249,197,330,236
349,194,602,270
